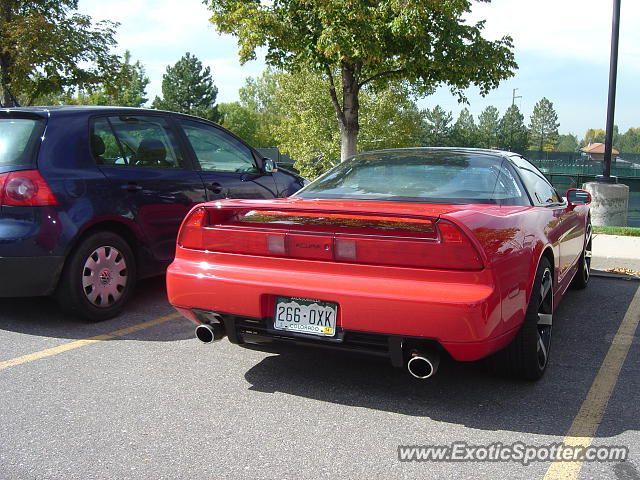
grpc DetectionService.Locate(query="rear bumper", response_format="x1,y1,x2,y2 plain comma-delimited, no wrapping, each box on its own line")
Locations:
0,255,65,296
184,309,520,366
167,250,517,362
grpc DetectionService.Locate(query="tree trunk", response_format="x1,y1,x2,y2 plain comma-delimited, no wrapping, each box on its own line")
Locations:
339,66,359,161
0,52,18,107
340,123,358,161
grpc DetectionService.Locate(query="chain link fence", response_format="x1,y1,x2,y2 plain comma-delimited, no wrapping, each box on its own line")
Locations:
256,147,640,227
527,154,640,227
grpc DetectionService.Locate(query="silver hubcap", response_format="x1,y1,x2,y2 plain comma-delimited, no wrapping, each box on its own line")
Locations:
82,246,128,307
537,268,553,370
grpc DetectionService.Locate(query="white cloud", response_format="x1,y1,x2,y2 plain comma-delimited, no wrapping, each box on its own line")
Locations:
202,57,267,103
76,0,638,134
78,0,264,102
467,0,640,69
81,0,215,47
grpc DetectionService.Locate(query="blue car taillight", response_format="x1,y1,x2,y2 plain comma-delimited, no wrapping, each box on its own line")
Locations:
0,170,58,207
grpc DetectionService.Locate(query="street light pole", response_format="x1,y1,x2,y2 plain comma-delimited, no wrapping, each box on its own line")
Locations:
598,0,621,183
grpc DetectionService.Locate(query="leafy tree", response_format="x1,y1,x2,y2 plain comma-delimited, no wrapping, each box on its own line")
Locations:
217,101,278,147
0,0,118,107
264,69,423,178
269,69,340,177
152,52,219,121
451,108,478,147
583,128,606,146
357,83,424,152
421,106,453,146
36,51,149,107
618,127,640,154
556,134,579,152
528,97,559,151
582,126,620,150
205,0,516,160
99,51,149,107
239,71,279,114
477,106,500,149
236,69,282,146
497,104,527,152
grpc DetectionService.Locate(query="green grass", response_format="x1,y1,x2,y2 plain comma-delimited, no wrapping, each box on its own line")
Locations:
593,226,640,237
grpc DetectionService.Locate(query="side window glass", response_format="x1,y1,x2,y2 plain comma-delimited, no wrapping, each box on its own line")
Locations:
512,156,560,206
179,119,257,173
91,118,125,165
93,115,184,169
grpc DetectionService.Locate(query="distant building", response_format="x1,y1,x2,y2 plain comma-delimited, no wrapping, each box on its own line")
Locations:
580,143,619,162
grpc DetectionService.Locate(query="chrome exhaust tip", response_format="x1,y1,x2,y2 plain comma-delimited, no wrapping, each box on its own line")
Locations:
407,351,440,379
195,323,225,343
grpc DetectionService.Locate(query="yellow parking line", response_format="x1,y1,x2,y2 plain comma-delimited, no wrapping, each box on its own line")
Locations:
543,285,640,480
0,312,181,372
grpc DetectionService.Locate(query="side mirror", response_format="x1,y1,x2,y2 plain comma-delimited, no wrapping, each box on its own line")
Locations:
566,188,591,206
262,157,277,174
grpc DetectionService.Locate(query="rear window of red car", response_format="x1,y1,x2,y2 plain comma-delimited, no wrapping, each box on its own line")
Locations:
297,151,529,205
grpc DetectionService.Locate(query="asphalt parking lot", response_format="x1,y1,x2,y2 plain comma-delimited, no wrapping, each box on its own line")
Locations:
1,275,639,480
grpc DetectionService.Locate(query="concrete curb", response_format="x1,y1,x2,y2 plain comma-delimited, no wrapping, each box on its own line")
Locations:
591,269,640,281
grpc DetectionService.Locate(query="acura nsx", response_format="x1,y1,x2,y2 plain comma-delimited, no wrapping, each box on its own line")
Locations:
166,148,592,380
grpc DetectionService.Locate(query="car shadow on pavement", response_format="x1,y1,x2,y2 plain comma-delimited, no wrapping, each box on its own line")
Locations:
243,277,640,437
0,276,193,342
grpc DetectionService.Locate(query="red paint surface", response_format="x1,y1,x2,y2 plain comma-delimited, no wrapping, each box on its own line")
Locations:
167,197,589,361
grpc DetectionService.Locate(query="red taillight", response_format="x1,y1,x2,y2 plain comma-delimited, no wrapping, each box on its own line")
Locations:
431,220,484,270
0,174,7,204
0,170,58,206
177,208,484,271
178,207,239,249
178,207,207,249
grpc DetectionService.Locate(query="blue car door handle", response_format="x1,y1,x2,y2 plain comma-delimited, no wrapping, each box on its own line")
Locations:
207,182,223,194
121,183,143,192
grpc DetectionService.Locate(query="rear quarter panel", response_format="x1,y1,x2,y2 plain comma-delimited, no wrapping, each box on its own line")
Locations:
444,205,559,335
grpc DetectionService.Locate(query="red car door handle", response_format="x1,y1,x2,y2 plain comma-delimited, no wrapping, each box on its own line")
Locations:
121,183,143,192
207,182,223,194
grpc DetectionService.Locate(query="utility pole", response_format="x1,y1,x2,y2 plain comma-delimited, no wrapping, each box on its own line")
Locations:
599,0,621,183
512,88,522,107
584,0,629,227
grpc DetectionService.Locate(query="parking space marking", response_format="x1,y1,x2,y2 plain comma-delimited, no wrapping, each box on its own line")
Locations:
543,284,640,480
0,312,181,372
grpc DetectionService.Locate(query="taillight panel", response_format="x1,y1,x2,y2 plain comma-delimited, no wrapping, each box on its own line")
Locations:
0,170,58,207
235,209,438,238
0,173,7,205
178,207,484,271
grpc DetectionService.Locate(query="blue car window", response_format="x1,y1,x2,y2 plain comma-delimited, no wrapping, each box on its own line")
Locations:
179,119,258,174
92,116,184,169
91,118,125,165
0,117,45,166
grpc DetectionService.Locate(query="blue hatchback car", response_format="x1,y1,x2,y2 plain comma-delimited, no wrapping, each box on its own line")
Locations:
0,106,304,320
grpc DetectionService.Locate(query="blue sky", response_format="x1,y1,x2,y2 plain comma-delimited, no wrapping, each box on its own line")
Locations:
78,0,639,138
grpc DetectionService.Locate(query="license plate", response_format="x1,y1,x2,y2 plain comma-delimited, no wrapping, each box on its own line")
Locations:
273,296,337,337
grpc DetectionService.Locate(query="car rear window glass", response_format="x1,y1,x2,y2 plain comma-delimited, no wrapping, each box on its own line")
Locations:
0,118,45,166
297,151,529,205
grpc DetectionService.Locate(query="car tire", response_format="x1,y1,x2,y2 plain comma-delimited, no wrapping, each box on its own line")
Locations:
492,257,554,380
55,231,136,321
571,220,592,290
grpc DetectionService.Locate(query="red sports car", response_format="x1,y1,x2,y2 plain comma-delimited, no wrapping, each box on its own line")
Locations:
166,148,592,380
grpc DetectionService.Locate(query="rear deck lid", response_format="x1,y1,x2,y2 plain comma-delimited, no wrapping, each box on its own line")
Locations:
178,198,485,270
